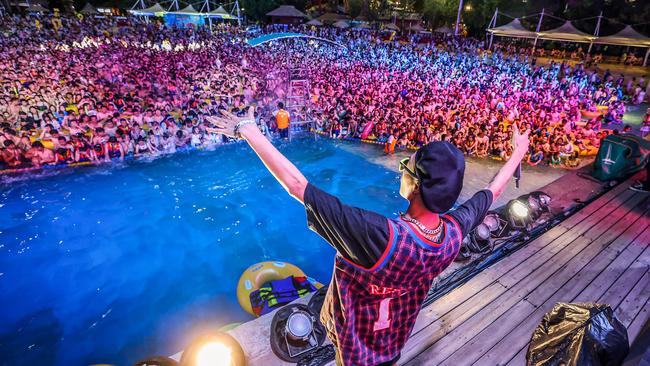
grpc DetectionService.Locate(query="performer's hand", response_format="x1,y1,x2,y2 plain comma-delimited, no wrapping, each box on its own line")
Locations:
512,122,530,158
205,106,255,138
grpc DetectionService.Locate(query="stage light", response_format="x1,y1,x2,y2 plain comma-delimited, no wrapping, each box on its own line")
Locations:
270,304,326,362
286,310,314,340
507,199,531,229
180,332,245,366
196,342,232,366
510,200,529,218
483,213,501,232
506,192,552,229
475,223,491,241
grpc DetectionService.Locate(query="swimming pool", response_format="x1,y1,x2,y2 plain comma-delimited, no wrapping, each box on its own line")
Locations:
0,138,407,366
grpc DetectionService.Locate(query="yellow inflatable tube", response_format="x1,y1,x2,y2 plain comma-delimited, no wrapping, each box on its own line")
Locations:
236,261,323,317
29,136,54,150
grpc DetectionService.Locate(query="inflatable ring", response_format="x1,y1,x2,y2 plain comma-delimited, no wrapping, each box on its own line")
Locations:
580,110,602,119
29,137,54,150
236,261,323,317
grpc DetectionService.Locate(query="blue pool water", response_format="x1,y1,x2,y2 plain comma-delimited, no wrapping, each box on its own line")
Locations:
0,138,405,366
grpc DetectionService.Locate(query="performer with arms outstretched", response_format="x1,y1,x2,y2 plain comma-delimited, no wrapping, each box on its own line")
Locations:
208,107,530,366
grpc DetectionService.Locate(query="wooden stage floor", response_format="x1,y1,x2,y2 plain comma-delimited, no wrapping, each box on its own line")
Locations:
401,179,650,365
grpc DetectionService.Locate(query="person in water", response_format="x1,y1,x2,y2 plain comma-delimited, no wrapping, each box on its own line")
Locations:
208,106,530,366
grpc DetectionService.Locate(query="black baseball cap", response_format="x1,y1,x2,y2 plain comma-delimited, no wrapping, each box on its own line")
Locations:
414,141,465,213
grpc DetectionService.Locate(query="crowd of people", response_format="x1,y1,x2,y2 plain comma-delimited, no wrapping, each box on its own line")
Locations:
1,14,648,172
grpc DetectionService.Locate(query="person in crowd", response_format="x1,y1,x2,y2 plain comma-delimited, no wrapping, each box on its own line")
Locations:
0,14,639,174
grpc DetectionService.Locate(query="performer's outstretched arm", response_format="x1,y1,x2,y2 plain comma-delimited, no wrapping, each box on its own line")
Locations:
207,108,308,203
487,124,530,200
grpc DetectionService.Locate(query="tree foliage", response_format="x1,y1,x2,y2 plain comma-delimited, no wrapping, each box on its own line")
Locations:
421,0,458,29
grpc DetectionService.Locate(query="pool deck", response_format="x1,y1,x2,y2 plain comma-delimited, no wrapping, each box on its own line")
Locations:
400,175,650,365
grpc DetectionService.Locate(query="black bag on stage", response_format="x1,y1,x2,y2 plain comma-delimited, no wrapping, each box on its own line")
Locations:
527,303,629,366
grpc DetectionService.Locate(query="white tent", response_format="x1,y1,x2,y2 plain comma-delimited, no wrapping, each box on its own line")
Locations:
537,21,594,43
207,5,236,19
595,25,650,47
332,20,350,29
168,4,201,15
487,18,537,39
130,3,165,15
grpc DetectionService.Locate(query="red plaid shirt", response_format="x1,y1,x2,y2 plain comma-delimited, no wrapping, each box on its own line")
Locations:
320,215,463,365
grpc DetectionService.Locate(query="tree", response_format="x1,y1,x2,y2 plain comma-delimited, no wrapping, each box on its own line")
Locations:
369,0,391,20
346,0,364,18
240,0,281,22
422,0,457,29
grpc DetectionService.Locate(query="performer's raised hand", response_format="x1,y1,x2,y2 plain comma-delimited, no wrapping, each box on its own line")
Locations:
512,122,531,157
205,106,256,139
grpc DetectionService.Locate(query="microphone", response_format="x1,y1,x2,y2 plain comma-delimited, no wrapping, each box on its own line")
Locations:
514,162,521,189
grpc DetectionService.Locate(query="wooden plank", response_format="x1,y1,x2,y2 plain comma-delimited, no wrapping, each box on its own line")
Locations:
403,190,642,363
506,347,527,366
597,244,650,311
558,180,637,228
613,252,650,329
626,298,650,343
470,201,649,365
435,198,648,366
525,197,649,307
573,226,650,305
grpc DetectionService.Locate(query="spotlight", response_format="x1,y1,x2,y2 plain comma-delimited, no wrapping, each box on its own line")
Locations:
510,200,529,218
482,213,501,232
467,212,504,253
270,303,326,362
180,332,246,366
506,192,552,229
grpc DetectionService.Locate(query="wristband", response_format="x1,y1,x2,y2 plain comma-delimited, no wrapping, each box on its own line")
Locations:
234,120,256,140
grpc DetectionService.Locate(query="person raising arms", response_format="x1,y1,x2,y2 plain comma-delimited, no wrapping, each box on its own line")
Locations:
208,107,530,366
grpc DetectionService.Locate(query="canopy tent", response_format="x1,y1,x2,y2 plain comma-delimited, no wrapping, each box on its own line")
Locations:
207,5,236,19
27,3,49,12
305,19,323,26
594,25,650,47
266,5,309,19
383,22,399,31
130,2,165,15
486,8,650,66
487,18,537,39
316,12,349,24
168,4,200,15
80,3,98,14
537,21,594,43
433,25,452,34
332,20,350,29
